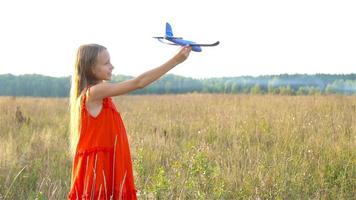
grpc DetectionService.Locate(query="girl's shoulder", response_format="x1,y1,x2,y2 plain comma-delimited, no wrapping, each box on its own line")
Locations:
82,85,111,103
81,85,96,102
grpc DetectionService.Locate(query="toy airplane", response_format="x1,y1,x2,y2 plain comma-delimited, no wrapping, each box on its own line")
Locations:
153,22,219,52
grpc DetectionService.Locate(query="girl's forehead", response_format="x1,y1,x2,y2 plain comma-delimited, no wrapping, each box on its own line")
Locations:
97,50,110,61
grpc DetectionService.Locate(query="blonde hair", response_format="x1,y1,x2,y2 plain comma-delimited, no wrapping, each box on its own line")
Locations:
69,44,107,156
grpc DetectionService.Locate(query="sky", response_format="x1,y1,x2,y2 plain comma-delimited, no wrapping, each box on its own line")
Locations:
0,0,355,79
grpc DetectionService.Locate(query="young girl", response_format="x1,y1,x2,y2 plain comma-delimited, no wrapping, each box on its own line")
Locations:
68,44,191,199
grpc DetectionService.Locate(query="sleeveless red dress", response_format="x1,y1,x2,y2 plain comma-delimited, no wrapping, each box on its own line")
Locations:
68,86,137,200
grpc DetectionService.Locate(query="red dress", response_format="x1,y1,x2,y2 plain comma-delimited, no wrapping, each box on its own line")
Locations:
68,86,137,200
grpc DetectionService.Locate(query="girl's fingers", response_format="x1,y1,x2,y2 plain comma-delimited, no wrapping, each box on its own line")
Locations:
175,46,192,64
183,46,192,54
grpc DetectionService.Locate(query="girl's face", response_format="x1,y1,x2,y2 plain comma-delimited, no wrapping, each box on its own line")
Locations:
92,49,114,82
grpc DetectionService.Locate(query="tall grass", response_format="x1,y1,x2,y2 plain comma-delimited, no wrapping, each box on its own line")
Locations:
0,94,355,199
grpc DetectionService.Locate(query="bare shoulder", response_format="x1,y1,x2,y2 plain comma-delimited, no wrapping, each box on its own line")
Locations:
83,87,104,118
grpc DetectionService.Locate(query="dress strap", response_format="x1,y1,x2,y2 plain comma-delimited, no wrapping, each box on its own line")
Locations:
81,85,91,106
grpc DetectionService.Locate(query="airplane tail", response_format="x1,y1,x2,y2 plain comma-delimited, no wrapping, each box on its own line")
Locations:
165,22,173,37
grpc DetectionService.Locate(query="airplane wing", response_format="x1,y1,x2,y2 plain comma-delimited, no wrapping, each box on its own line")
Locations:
188,41,220,46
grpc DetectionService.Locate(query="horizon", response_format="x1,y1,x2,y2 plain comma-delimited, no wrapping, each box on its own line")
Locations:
2,72,356,80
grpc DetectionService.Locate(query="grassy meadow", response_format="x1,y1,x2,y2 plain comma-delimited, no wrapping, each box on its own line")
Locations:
0,94,355,199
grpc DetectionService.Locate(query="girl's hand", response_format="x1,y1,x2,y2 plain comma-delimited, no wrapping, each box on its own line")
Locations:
173,46,192,65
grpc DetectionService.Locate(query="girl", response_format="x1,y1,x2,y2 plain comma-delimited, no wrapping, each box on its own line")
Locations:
68,44,191,199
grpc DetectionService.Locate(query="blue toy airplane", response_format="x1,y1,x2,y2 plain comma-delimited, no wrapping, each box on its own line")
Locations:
153,22,219,52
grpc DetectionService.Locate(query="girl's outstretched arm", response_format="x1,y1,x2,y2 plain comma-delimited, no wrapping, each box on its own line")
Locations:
88,46,192,100
136,46,192,89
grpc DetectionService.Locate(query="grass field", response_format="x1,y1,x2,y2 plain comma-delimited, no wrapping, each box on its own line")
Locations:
0,94,355,199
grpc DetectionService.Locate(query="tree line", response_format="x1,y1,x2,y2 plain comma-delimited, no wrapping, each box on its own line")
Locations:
0,73,355,97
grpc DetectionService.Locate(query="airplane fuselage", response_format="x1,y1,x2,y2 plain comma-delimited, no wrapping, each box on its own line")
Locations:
166,38,202,52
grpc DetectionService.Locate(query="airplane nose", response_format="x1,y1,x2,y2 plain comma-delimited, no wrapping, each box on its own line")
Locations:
192,46,202,52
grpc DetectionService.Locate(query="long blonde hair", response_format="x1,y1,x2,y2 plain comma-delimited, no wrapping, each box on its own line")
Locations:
69,44,107,156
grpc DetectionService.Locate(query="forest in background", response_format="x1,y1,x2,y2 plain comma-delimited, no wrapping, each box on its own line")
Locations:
0,73,355,97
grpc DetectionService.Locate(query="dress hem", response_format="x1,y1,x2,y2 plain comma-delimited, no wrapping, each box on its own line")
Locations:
68,188,138,200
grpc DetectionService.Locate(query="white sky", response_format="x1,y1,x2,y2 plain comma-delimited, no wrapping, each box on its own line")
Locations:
0,0,355,79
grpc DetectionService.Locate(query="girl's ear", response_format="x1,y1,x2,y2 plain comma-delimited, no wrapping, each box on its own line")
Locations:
91,66,97,76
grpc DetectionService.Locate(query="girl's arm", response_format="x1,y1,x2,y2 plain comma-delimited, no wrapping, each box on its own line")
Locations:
89,46,192,100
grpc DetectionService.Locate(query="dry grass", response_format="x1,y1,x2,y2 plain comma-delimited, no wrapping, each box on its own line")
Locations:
0,94,355,199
